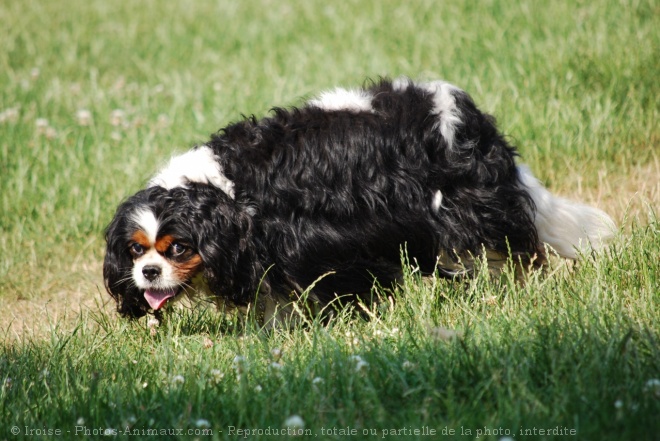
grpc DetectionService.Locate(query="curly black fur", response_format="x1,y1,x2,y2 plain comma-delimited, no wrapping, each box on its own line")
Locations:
104,78,543,319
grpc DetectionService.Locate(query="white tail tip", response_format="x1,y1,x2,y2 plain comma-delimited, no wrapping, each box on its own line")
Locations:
518,165,616,259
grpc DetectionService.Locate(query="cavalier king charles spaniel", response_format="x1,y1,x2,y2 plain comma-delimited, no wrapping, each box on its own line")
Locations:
103,78,615,326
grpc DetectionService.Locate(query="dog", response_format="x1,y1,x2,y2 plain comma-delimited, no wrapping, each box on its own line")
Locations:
103,77,615,326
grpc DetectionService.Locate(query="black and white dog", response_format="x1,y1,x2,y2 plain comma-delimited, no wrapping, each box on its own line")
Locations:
103,78,615,326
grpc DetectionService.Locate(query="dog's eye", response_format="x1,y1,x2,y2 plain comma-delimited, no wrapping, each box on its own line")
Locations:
129,243,145,257
170,243,186,257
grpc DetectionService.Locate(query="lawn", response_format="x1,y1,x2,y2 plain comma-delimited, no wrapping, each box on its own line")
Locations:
1,0,658,440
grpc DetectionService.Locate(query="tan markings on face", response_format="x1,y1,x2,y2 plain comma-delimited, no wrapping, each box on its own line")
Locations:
154,235,175,253
131,230,152,249
173,254,203,281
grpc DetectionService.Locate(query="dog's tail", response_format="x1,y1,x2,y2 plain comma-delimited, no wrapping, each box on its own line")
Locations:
517,165,616,259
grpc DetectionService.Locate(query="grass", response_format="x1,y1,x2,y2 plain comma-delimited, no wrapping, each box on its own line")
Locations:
1,0,659,439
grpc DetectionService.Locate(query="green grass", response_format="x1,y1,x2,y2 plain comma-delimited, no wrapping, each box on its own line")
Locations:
1,0,659,439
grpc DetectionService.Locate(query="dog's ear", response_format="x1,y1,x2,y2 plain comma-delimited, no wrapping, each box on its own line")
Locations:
180,185,265,306
103,203,150,319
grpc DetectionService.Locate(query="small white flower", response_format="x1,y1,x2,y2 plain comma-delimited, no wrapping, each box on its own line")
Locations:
76,417,85,425
312,377,324,385
195,419,211,429
402,360,415,371
0,107,19,123
350,355,369,372
172,375,185,385
76,109,92,126
644,378,660,397
271,348,282,361
36,118,49,133
614,399,624,409
210,369,224,382
284,415,305,430
147,318,160,328
110,109,125,126
254,385,263,392
131,360,138,365
45,126,57,139
142,382,148,389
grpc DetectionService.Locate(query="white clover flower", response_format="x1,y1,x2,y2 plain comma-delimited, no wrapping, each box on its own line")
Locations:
110,109,125,126
350,355,369,372
172,375,185,385
195,419,211,429
210,369,224,382
0,107,19,123
402,360,415,371
36,118,49,133
76,109,92,126
644,378,660,397
284,415,305,430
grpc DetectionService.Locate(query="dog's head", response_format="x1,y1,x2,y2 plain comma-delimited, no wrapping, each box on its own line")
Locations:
103,184,255,318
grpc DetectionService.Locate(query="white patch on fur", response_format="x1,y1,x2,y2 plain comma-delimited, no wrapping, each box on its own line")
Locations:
132,251,175,290
308,88,373,112
148,145,235,198
432,190,444,211
517,165,616,259
419,80,463,150
131,209,159,243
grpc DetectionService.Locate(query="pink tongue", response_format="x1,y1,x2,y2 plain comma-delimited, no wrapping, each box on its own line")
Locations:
144,289,178,310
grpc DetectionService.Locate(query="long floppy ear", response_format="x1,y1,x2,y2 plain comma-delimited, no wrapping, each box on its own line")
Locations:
103,201,150,319
176,184,266,306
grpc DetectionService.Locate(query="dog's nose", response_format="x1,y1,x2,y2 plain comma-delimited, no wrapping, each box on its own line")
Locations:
142,265,161,281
